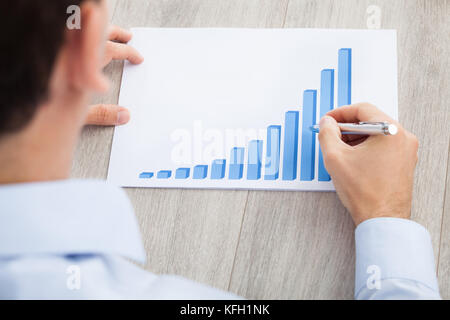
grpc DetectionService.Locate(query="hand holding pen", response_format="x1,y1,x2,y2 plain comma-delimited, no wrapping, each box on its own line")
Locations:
311,121,398,136
317,103,419,226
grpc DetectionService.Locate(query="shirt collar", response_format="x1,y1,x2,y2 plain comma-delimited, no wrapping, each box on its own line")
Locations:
0,179,146,263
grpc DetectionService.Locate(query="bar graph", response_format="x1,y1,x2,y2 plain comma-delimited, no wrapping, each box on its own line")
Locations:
137,48,351,185
108,29,399,192
318,69,334,181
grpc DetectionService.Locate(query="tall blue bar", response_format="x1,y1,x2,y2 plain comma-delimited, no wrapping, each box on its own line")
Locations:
318,69,334,181
338,48,351,106
282,111,299,180
139,172,154,179
300,90,317,181
229,147,245,180
247,140,263,180
264,125,281,180
175,168,190,179
157,170,172,179
193,165,208,179
211,159,226,179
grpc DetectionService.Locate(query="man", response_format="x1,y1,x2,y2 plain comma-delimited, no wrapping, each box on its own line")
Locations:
0,0,441,299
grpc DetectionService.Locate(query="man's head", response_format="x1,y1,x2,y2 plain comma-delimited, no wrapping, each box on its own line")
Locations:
0,0,109,183
0,0,108,135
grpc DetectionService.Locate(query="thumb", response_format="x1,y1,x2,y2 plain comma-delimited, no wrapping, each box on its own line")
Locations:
85,104,130,126
318,116,346,156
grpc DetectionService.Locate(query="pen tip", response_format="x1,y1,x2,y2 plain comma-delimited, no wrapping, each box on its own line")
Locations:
309,125,319,132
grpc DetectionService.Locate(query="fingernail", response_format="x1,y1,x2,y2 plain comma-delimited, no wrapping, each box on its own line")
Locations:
117,108,130,125
319,116,333,127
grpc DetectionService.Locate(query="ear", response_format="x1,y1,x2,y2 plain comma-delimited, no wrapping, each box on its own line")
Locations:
65,0,109,93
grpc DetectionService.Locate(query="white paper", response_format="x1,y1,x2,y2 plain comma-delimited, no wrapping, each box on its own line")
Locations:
107,28,398,191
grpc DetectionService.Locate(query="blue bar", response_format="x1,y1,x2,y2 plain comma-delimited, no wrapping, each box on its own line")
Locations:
318,69,334,181
175,168,190,179
157,170,172,179
282,111,299,180
338,48,351,106
247,140,263,180
193,165,208,179
229,147,244,180
320,69,335,117
211,159,226,179
300,90,317,181
264,125,281,180
139,172,154,179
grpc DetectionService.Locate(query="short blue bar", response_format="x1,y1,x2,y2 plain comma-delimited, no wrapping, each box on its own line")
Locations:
139,172,154,179
211,159,226,179
264,125,281,180
247,140,263,180
175,168,190,179
157,170,172,179
319,69,334,181
282,111,299,180
193,165,208,179
229,147,245,180
338,48,351,107
300,90,317,181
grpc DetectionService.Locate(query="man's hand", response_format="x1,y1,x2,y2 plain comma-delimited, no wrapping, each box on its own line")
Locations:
318,103,419,226
85,26,143,126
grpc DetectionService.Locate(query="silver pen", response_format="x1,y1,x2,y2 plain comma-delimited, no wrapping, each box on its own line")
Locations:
310,121,398,136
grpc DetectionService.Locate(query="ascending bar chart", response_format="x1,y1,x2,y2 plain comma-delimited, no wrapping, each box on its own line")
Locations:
108,28,398,191
137,48,351,184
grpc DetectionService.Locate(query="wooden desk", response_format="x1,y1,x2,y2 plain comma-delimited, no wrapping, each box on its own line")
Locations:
72,0,450,299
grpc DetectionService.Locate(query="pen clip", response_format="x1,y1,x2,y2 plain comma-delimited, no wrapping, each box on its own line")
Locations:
357,121,398,135
358,121,388,125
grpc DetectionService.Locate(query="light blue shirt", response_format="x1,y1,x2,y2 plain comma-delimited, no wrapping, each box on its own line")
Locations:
0,180,441,299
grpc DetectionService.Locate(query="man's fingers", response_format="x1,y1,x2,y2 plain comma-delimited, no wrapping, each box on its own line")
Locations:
345,135,368,146
318,116,349,161
327,103,396,124
106,41,144,64
342,133,368,145
85,104,130,126
108,25,132,43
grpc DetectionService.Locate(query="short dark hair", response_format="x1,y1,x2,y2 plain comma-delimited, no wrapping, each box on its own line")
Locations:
0,0,85,135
